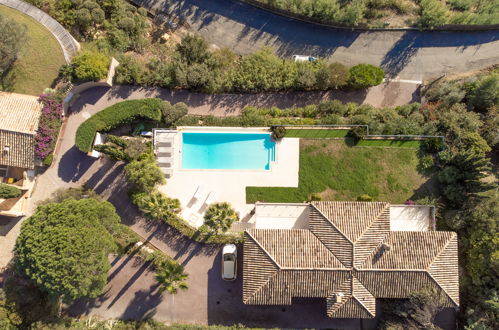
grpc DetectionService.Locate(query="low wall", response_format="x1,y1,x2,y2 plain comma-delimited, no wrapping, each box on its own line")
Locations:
238,0,499,31
0,0,80,62
63,58,120,114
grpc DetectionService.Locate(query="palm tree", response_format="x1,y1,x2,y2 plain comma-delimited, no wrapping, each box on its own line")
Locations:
155,261,188,294
141,192,180,220
203,202,239,234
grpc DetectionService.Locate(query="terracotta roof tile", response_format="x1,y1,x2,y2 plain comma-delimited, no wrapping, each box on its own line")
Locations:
243,202,459,319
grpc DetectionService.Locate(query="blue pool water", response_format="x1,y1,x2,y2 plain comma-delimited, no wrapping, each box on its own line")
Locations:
182,132,276,170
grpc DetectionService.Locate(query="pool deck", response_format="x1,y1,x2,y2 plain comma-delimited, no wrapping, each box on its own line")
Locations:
157,127,300,227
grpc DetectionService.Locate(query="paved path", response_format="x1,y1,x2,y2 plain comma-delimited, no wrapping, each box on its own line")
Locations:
68,82,420,118
132,0,499,80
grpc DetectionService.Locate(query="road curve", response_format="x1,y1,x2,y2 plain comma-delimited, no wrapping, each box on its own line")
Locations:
133,0,499,80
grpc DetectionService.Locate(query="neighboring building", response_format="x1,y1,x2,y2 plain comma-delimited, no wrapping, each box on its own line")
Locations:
243,201,459,319
0,92,42,216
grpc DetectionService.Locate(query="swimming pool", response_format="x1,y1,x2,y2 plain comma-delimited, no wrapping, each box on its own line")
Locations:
181,132,276,170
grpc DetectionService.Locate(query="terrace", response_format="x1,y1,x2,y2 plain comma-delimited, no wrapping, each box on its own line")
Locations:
155,127,299,227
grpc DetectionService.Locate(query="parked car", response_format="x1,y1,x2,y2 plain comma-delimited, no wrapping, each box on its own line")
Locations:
292,55,317,62
221,244,237,281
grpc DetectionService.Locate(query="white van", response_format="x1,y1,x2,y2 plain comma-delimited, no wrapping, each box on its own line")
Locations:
292,55,317,62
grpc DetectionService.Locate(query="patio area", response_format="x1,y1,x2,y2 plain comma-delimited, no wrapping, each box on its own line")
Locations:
156,127,300,227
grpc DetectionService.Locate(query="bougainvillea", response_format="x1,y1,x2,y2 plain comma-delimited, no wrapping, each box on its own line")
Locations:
34,93,63,161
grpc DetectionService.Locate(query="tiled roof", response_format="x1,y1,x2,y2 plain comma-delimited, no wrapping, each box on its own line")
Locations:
0,130,36,169
0,92,42,133
243,201,459,319
0,93,42,169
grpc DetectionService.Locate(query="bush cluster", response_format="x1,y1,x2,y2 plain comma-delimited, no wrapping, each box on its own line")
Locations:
66,52,110,82
34,93,64,163
26,0,148,51
0,184,22,199
116,37,384,93
75,98,163,152
253,0,498,28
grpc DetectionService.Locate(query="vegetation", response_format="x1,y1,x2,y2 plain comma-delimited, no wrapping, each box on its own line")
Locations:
34,91,64,162
14,198,119,303
0,11,26,78
203,202,239,234
68,51,110,81
380,287,450,329
116,36,383,93
0,5,65,95
25,0,148,52
418,68,498,329
252,0,499,28
132,191,180,220
125,153,165,192
0,184,22,199
247,139,426,203
161,101,189,127
154,260,189,294
348,64,384,89
75,98,163,152
270,125,286,139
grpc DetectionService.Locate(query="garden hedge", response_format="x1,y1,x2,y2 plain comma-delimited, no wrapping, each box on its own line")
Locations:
0,184,22,199
75,98,163,152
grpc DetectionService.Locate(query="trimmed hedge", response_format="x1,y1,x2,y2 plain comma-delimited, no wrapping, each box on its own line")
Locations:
75,98,163,152
0,184,22,199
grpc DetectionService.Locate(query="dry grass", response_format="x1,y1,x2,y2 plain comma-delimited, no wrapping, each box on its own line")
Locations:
0,5,65,95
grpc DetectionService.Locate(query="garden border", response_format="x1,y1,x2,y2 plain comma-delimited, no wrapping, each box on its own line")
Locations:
275,124,444,142
0,0,80,62
237,0,499,31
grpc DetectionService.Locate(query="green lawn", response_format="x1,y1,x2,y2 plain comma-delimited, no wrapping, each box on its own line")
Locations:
0,5,65,95
285,129,349,138
357,139,423,148
247,140,427,203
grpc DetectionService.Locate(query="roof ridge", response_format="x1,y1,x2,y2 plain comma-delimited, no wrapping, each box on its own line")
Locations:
426,233,459,306
353,203,390,244
242,268,281,305
308,223,349,269
309,203,352,244
245,230,281,269
351,295,375,318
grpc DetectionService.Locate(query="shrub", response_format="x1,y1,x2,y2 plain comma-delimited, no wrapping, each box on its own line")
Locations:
419,0,449,29
0,184,22,199
161,101,188,126
271,126,287,140
348,64,384,89
34,93,63,160
203,202,239,234
93,144,129,161
125,154,165,192
75,99,163,152
71,52,110,81
42,154,54,167
466,74,499,112
310,193,322,201
347,126,367,141
357,194,373,202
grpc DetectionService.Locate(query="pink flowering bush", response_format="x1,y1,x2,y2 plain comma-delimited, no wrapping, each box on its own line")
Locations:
34,93,63,162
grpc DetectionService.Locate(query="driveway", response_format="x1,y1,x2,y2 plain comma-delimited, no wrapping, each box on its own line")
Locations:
131,0,499,80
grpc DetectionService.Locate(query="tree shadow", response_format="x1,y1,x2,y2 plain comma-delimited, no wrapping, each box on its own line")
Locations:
68,86,110,114
381,33,418,78
57,146,96,183
120,283,162,321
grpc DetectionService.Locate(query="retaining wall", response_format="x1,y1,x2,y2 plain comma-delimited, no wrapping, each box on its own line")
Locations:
0,0,80,62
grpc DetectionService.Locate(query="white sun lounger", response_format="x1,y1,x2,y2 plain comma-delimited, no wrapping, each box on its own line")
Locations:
204,191,217,206
193,185,206,201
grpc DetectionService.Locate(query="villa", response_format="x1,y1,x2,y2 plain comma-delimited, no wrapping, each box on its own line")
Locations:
0,92,42,216
242,201,459,318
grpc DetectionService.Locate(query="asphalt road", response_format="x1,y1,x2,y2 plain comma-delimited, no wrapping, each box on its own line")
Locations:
132,0,499,80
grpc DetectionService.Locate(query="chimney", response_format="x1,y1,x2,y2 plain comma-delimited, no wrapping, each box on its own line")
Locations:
3,145,10,153
334,292,344,303
382,243,391,251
